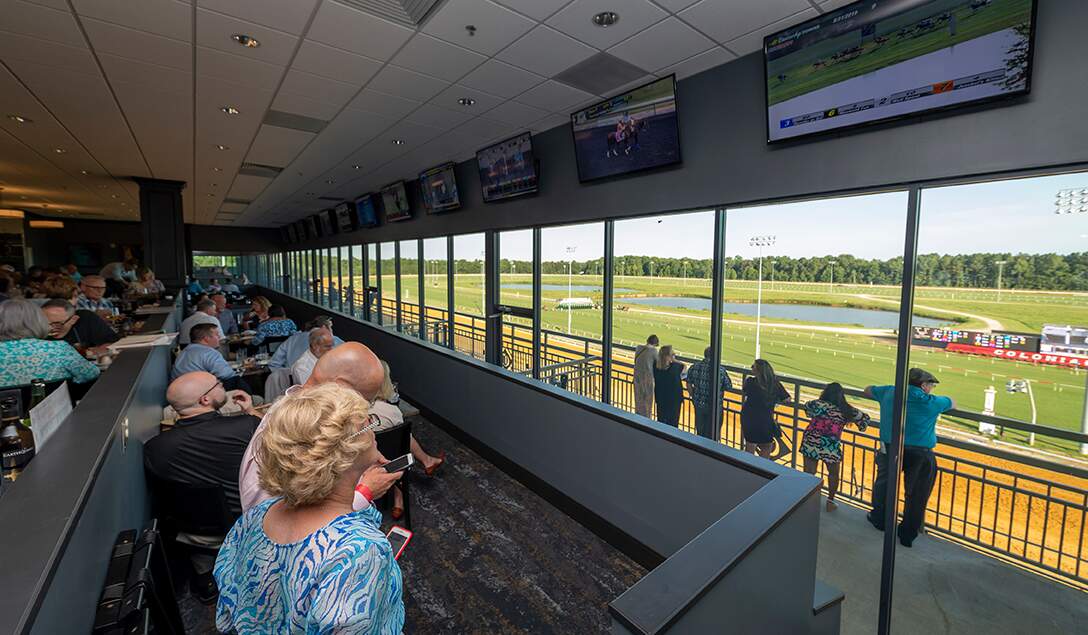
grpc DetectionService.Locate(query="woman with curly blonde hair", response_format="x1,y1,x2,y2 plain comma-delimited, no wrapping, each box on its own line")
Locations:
214,382,405,634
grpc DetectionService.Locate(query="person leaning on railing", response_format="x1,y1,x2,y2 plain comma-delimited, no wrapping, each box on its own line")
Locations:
800,383,871,512
864,368,954,548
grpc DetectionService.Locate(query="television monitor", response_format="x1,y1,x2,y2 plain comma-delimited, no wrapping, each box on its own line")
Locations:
570,75,680,183
764,0,1037,143
295,220,308,241
306,216,319,239
355,193,379,228
477,132,539,202
380,181,411,222
334,201,355,232
319,209,337,235
418,162,461,213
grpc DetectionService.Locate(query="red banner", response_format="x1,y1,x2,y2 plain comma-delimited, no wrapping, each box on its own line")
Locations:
946,343,1088,368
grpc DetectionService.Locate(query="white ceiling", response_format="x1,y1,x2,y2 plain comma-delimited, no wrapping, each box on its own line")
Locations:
0,0,848,227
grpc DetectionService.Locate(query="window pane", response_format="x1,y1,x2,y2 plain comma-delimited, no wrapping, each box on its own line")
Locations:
452,233,486,360
379,242,396,326
366,244,378,322
611,211,715,436
499,229,534,374
422,237,449,346
399,240,420,334
541,222,604,400
350,245,364,319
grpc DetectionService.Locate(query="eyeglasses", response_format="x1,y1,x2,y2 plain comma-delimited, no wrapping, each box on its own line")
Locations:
83,285,106,290
345,414,384,440
48,316,75,329
198,379,222,402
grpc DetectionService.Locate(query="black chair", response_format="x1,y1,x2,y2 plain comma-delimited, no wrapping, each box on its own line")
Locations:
253,334,290,356
93,521,184,635
375,420,413,529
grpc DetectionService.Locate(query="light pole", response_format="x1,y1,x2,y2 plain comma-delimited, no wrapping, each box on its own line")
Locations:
994,259,1007,302
750,235,776,360
828,259,838,293
566,246,577,334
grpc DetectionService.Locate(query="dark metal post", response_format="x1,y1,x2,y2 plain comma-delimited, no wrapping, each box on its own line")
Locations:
394,242,402,330
417,238,426,341
877,186,922,635
602,221,615,405
708,208,727,442
484,231,500,366
532,228,542,380
347,246,355,316
375,243,383,326
446,236,455,350
336,247,343,312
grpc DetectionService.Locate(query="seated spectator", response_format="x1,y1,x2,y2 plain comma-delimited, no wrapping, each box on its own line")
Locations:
100,258,138,283
23,265,47,297
219,278,240,294
801,383,870,512
178,299,221,345
76,275,114,313
0,299,99,388
240,296,271,331
250,305,297,346
42,299,118,353
268,316,344,369
214,383,405,633
290,328,334,385
172,323,250,392
212,293,238,336
63,263,82,282
130,267,165,295
187,277,204,295
206,278,221,293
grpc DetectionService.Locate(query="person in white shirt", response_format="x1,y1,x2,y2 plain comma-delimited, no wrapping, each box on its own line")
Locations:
100,259,137,283
178,299,222,345
290,328,334,385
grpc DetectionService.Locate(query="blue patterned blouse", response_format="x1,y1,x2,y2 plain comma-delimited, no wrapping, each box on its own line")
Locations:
0,338,100,388
214,498,405,634
251,318,299,345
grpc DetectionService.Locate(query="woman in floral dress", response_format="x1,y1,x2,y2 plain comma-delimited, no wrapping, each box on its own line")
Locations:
801,382,870,511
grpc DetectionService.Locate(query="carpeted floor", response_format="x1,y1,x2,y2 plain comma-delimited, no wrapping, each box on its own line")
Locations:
179,418,645,633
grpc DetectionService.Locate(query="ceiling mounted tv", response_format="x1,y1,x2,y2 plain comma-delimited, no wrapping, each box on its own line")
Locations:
380,181,411,223
293,220,307,241
419,162,461,213
570,75,680,183
305,215,319,239
477,132,538,203
334,201,355,232
355,193,379,228
319,209,337,235
765,0,1037,143
285,224,297,243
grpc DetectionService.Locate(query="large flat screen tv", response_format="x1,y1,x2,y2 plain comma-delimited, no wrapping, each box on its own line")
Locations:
319,209,337,235
355,193,379,228
764,0,1036,143
570,75,680,183
477,132,539,202
304,216,318,239
334,201,355,232
419,162,461,213
380,181,411,223
292,220,306,241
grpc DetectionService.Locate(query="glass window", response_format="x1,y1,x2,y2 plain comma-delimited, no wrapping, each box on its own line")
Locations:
422,237,449,346
366,244,379,323
499,229,534,374
452,233,486,360
379,242,396,326
540,222,604,399
398,240,420,334
350,245,364,319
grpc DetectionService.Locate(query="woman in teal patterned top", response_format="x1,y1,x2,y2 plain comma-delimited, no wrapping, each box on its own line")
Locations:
214,382,404,634
250,304,298,346
0,299,100,388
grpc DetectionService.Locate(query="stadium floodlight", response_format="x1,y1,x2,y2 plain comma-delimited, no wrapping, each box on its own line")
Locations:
749,235,776,360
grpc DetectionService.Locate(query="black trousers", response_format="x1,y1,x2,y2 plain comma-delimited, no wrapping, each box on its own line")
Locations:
694,405,718,442
869,446,937,544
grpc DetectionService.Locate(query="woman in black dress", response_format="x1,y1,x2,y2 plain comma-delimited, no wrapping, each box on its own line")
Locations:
741,359,791,459
653,345,684,427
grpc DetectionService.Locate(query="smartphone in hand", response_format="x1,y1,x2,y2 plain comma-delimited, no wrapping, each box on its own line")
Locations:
382,454,414,473
386,526,413,560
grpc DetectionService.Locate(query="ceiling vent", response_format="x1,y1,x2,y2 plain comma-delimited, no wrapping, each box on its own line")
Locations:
222,197,251,206
239,162,283,178
554,53,647,97
263,110,327,134
336,0,445,27
318,196,341,201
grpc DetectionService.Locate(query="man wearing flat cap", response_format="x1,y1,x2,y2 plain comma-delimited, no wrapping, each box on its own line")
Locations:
864,368,954,547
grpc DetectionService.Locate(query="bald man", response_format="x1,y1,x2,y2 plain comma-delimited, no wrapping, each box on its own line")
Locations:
290,328,335,385
145,371,261,518
239,342,403,513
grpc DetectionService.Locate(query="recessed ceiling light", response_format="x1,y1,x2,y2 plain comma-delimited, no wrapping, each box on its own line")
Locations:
212,167,222,172
306,191,316,196
220,106,240,115
53,148,66,154
7,114,32,123
458,97,476,106
465,25,477,36
592,11,619,27
231,34,260,48
391,139,405,145
352,164,361,170
215,144,229,151
325,179,335,184
80,170,89,175
207,193,215,198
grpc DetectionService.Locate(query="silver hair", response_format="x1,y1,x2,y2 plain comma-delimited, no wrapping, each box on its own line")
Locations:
41,299,76,318
0,299,51,341
308,327,332,346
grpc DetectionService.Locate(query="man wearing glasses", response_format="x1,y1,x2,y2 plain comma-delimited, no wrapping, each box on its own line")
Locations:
41,300,118,353
76,275,114,314
864,368,954,548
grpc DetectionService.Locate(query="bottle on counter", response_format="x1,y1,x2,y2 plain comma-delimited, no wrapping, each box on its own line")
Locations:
1,395,34,481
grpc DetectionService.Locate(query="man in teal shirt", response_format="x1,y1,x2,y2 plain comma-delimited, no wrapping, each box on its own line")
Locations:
864,368,954,547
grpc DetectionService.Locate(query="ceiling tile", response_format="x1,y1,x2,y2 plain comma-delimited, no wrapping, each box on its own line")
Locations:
547,0,667,49
246,125,316,167
347,89,422,119
98,53,190,93
657,45,734,79
291,40,382,86
607,17,714,72
227,174,273,200
0,0,87,48
484,100,549,128
197,46,285,91
725,8,817,56
491,0,572,21
421,0,535,56
82,18,191,71
515,80,594,112
653,0,700,11
279,69,359,109
432,83,505,112
404,103,474,129
195,8,299,66
271,91,342,121
366,65,450,103
497,25,597,78
71,0,191,42
0,32,98,75
307,0,414,60
460,59,545,99
197,0,319,35
678,0,810,45
391,34,488,83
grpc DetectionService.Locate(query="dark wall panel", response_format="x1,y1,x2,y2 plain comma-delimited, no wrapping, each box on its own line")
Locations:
293,0,1084,248
187,224,282,253
23,218,141,270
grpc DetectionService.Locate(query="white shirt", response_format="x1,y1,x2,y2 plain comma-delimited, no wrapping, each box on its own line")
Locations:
178,311,222,344
290,349,318,385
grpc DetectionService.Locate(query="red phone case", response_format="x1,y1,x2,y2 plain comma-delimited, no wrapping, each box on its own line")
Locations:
386,526,413,560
